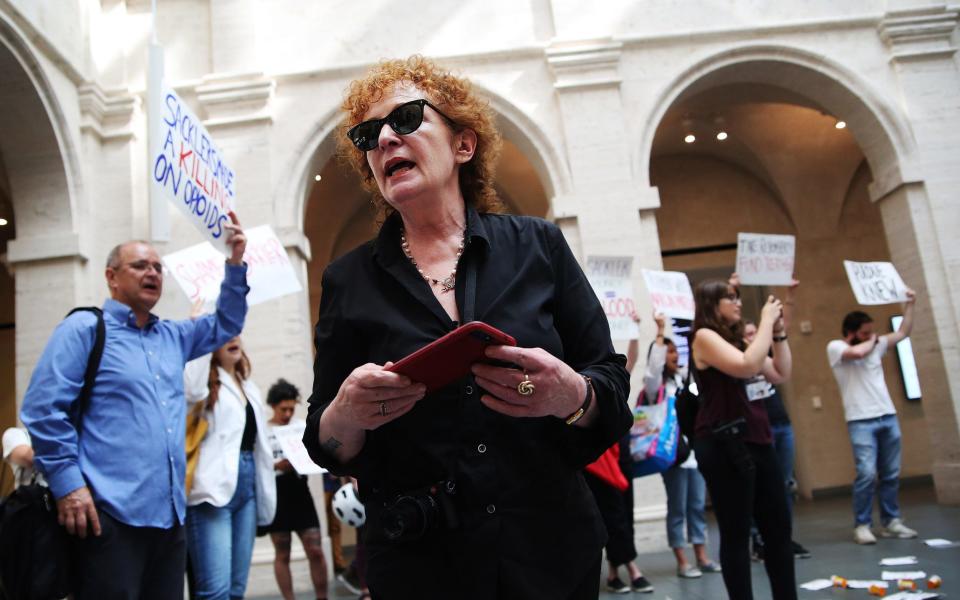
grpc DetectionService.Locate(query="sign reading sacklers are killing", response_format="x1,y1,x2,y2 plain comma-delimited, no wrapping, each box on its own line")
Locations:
149,60,236,254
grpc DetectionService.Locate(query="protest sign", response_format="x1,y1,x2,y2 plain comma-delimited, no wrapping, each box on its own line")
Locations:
735,233,796,285
272,422,325,476
149,47,237,254
641,270,695,321
586,256,640,340
843,260,909,305
163,225,302,306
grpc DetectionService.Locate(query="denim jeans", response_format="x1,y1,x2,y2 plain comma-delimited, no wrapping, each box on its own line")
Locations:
187,451,258,600
770,423,796,520
661,466,707,548
847,414,902,527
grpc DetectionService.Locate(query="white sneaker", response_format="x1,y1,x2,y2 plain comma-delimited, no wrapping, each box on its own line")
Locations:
880,518,918,539
854,524,877,545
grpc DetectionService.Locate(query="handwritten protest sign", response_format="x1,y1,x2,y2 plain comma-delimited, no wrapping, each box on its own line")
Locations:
843,260,909,305
272,422,325,476
641,270,695,321
163,225,302,306
149,49,236,254
735,233,795,285
586,256,640,340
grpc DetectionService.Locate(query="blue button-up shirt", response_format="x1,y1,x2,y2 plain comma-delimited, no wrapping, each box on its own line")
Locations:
21,263,249,528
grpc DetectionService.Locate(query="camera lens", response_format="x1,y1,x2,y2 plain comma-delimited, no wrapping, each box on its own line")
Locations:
382,494,438,541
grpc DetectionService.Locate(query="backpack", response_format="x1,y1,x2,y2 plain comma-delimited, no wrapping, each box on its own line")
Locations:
0,307,105,600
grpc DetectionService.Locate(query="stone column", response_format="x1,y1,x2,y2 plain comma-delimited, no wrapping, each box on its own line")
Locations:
546,39,668,550
877,4,960,503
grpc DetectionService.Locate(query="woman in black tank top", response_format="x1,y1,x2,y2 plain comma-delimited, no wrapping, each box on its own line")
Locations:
690,279,796,600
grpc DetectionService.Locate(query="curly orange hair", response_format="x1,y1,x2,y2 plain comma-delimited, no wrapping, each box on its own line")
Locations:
336,55,504,221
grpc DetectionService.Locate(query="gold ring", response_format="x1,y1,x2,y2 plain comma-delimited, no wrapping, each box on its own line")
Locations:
517,373,535,397
379,401,387,417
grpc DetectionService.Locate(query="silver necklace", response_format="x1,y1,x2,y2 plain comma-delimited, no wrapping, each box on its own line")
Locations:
400,227,466,293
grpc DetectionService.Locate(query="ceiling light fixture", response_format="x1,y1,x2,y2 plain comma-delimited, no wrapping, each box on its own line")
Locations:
716,131,728,141
0,218,7,226
684,134,696,144
314,174,322,181
835,120,847,130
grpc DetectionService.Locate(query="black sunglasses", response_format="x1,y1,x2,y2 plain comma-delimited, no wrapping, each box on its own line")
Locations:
346,99,455,152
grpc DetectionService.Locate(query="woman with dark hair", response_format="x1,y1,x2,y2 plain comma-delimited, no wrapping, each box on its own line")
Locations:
184,337,277,600
261,378,329,600
627,311,719,579
690,280,795,600
302,55,631,600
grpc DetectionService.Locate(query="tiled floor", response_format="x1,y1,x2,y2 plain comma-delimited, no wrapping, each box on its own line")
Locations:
247,485,959,599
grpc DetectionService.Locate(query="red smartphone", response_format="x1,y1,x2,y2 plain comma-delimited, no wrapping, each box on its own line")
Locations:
385,321,517,392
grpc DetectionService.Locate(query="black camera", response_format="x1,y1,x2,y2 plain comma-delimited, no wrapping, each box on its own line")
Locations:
380,480,460,543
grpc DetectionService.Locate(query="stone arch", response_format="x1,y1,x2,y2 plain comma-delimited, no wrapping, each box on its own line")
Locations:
639,44,919,199
0,13,80,241
273,85,572,237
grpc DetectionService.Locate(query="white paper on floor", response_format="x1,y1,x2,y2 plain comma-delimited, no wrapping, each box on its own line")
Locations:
881,570,927,580
880,556,919,565
884,592,941,600
847,580,888,589
924,538,958,548
799,579,833,591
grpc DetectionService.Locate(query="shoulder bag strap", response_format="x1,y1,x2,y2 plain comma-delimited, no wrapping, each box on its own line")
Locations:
65,307,106,434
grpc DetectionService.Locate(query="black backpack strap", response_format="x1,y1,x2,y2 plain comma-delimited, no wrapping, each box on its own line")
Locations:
65,307,106,434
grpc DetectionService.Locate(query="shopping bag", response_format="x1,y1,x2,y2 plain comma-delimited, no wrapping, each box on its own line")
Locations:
629,392,680,477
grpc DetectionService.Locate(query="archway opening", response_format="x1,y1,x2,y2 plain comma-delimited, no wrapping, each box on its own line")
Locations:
648,66,930,500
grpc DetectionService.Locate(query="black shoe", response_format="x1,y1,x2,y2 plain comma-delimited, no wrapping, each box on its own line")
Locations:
792,540,812,559
751,535,765,562
606,576,630,594
631,576,655,593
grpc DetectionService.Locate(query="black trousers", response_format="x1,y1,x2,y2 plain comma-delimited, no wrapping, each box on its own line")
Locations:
74,510,187,600
584,469,637,567
694,438,797,600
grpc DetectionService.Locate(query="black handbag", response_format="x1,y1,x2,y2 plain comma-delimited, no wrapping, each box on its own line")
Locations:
0,307,104,600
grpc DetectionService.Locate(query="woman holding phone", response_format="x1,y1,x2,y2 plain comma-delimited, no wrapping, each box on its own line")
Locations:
690,280,795,600
303,56,631,600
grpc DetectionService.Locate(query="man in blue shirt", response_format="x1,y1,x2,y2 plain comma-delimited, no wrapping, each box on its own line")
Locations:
21,213,249,599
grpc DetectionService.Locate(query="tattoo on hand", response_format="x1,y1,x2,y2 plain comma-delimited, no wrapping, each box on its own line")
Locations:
322,436,342,453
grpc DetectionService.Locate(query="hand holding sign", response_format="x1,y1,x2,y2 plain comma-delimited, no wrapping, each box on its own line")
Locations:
224,211,246,265
843,261,910,305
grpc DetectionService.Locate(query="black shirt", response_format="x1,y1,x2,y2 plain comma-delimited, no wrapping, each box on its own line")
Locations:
303,206,631,598
239,401,257,452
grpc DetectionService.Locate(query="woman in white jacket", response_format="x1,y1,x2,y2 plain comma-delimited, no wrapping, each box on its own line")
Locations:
184,336,277,600
627,312,719,579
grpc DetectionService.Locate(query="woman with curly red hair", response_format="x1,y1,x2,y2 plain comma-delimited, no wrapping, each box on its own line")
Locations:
303,56,631,600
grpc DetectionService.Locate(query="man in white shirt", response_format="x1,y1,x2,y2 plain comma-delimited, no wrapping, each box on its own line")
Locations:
826,289,917,545
2,427,44,488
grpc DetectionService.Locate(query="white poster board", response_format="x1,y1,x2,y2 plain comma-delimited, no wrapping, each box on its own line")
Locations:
149,45,237,254
163,225,302,306
586,256,640,340
641,269,695,321
273,422,325,476
735,233,796,285
843,260,909,305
